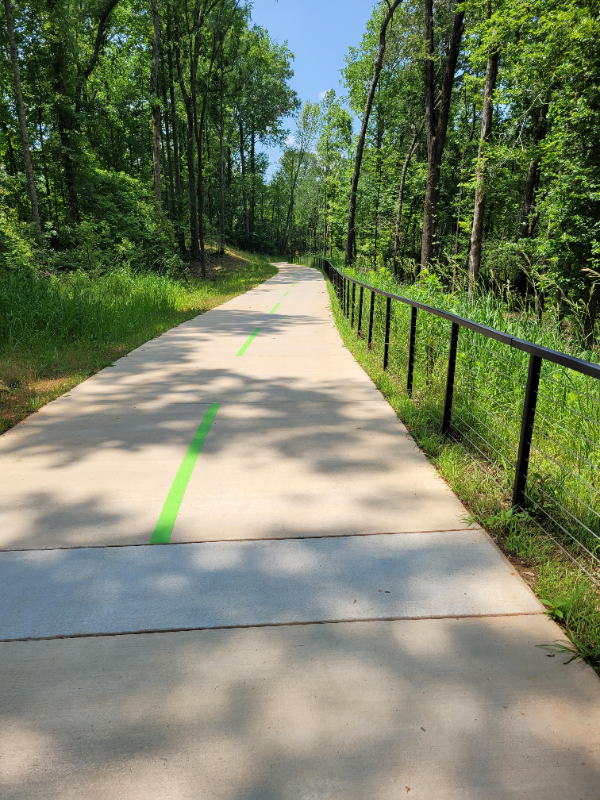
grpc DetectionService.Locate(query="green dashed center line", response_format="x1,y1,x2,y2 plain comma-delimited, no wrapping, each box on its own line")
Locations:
270,303,280,314
151,403,220,544
236,327,261,356
284,291,289,296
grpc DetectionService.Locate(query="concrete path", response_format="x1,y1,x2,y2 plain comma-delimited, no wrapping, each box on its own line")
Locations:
1,263,599,798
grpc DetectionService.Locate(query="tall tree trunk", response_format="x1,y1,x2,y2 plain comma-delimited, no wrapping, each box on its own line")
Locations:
47,0,79,222
420,1,465,271
4,0,41,238
468,15,499,298
161,67,175,215
166,24,185,253
393,117,424,275
219,114,226,255
322,171,328,258
174,22,199,259
239,118,250,247
515,102,549,295
519,104,548,240
249,125,255,246
150,0,162,209
345,0,402,266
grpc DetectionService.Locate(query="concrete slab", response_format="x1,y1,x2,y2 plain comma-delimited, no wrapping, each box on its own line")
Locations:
0,531,542,641
2,262,597,800
0,266,470,549
1,617,599,799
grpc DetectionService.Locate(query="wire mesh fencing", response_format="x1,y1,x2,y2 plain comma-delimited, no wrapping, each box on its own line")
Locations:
302,255,600,584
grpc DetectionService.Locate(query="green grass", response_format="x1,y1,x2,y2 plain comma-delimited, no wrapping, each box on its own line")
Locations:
320,270,600,673
0,249,277,432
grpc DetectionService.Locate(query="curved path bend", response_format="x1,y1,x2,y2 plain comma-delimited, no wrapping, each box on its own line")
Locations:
0,263,598,798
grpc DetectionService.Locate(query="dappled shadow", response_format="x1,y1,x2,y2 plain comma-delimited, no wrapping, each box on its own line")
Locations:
0,530,541,640
1,265,599,797
1,616,599,798
0,266,465,549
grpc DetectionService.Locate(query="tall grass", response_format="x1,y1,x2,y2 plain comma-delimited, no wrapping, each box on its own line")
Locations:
0,253,276,432
1,262,274,349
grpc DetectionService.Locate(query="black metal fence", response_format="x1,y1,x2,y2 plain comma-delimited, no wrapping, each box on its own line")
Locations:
302,255,600,583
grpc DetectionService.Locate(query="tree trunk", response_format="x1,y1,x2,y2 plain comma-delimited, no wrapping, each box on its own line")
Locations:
4,0,41,238
345,0,402,266
239,119,250,247
420,1,465,272
250,125,255,247
467,20,499,298
519,104,548,239
166,18,185,252
161,68,175,215
219,114,226,254
47,0,79,222
393,117,424,275
37,108,51,201
322,174,328,258
150,0,162,210
174,26,199,259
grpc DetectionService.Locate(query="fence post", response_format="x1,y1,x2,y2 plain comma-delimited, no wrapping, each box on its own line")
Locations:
512,353,542,507
383,297,392,371
351,283,356,327
407,306,417,396
368,290,375,347
358,286,364,334
442,323,460,435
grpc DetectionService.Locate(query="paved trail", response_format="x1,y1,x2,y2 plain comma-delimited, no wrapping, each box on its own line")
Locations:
1,263,599,798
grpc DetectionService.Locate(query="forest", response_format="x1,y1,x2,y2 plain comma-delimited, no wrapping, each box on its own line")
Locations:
2,0,600,351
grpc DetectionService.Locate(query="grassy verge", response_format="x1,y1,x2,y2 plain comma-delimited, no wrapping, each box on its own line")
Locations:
0,248,276,433
324,277,600,674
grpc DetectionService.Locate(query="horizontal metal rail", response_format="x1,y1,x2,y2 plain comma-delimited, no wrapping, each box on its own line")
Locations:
318,260,600,381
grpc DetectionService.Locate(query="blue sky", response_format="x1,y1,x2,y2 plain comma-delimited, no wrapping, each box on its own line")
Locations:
249,0,374,170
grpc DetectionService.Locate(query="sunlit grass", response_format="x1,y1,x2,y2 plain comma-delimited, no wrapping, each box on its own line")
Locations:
0,250,277,432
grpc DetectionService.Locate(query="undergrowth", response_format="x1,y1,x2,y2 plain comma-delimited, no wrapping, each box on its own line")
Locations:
323,275,600,675
0,249,276,433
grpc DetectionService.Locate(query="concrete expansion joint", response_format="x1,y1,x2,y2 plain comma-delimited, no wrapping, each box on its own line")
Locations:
0,527,482,554
0,610,547,644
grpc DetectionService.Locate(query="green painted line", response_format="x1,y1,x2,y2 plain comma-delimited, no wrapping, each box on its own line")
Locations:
236,327,261,356
151,403,220,544
270,303,280,314
284,291,289,296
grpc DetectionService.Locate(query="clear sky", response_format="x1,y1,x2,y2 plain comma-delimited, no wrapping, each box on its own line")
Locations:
249,0,374,170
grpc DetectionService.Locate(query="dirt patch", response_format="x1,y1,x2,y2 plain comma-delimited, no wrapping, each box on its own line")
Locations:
186,250,253,280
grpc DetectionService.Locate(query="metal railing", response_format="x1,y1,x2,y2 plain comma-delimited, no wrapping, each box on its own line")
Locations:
302,255,600,583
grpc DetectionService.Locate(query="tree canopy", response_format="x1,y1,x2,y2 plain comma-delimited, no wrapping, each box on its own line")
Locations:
2,0,600,340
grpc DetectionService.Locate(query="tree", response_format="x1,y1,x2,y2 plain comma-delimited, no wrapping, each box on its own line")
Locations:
420,0,465,271
345,0,402,267
2,0,41,238
467,0,499,297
